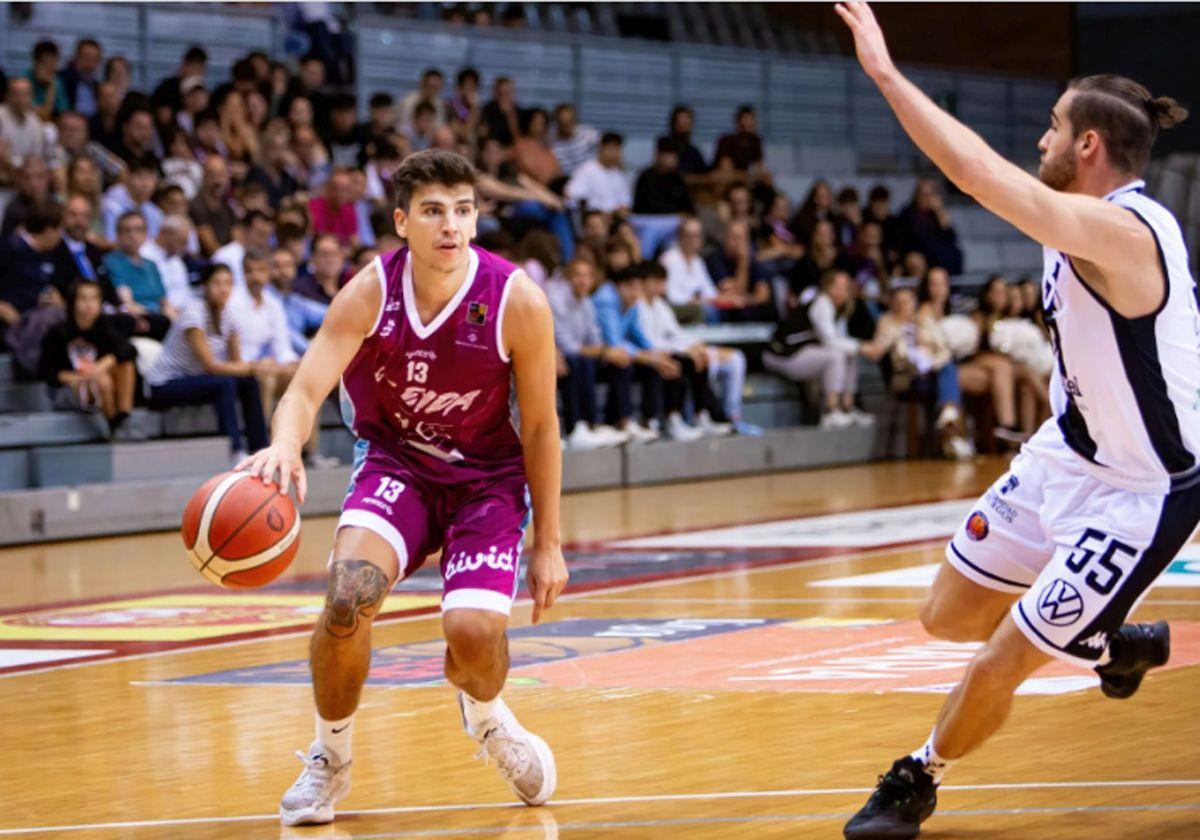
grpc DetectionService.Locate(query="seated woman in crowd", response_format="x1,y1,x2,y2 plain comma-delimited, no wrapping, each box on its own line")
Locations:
918,268,1028,447
870,280,974,460
973,274,1051,438
145,263,269,463
38,279,141,439
788,219,857,305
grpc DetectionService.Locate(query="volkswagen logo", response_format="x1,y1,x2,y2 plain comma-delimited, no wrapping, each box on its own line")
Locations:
1037,578,1084,626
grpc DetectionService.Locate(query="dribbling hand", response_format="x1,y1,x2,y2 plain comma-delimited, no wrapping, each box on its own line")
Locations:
834,2,896,82
236,441,308,504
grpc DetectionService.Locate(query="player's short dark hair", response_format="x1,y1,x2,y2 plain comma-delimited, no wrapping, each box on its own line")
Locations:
1066,75,1189,174
392,149,478,212
26,201,65,234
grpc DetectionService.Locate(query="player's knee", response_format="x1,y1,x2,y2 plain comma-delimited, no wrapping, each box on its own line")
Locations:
320,559,392,639
443,609,506,663
919,597,985,642
963,644,1022,694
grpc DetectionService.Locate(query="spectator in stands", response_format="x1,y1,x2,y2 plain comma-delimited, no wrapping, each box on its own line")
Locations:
899,249,928,281
247,126,300,212
634,137,693,219
864,185,902,268
1,78,55,172
0,202,67,333
871,280,973,459
57,110,124,188
190,109,225,163
919,267,1025,446
213,88,258,176
103,56,132,103
291,124,331,189
514,107,562,187
59,38,102,118
790,179,834,244
705,219,774,322
152,45,207,117
400,100,438,152
763,268,882,429
189,155,235,257
25,41,69,122
972,273,1048,439
474,137,572,258
287,93,315,136
789,219,855,302
67,158,105,238
309,168,359,248
39,278,140,438
1017,276,1041,324
146,263,269,463
288,55,331,135
176,76,209,136
565,132,631,215
848,220,890,304
58,194,113,291
550,103,599,178
637,261,733,437
294,233,345,305
101,159,162,241
326,93,364,168
1,157,53,238
103,211,175,319
268,246,326,354
480,76,520,146
140,214,196,312
111,102,160,170
446,67,481,147
664,105,708,180
518,229,560,290
87,81,122,153
363,138,401,207
362,93,396,153
399,68,447,131
898,178,963,274
660,215,725,321
833,187,861,249
160,124,202,199
756,193,803,263
214,210,275,291
712,105,767,192
548,258,635,449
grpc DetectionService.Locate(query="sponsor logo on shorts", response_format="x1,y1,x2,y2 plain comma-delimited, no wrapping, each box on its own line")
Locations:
985,491,1017,524
444,544,519,581
1077,631,1108,651
1037,579,1084,626
965,511,990,542
361,496,394,517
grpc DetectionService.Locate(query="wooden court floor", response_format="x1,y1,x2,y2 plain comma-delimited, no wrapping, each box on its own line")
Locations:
1,457,1198,839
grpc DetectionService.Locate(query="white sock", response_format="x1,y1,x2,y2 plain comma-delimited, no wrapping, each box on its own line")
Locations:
911,731,955,784
316,712,355,763
460,692,505,736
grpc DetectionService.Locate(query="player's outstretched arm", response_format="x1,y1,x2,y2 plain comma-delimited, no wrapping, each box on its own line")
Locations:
237,263,382,503
835,3,1157,312
506,272,569,624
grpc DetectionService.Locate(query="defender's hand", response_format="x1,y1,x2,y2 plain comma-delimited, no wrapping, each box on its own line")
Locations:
237,440,307,504
526,545,568,624
835,2,896,82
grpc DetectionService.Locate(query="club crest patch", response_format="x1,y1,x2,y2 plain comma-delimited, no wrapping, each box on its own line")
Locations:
467,301,488,326
965,511,990,542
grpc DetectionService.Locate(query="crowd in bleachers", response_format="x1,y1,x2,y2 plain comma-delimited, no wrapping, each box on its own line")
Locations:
0,35,1053,464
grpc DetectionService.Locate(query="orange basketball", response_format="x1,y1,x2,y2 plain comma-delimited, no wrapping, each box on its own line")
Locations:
181,471,301,588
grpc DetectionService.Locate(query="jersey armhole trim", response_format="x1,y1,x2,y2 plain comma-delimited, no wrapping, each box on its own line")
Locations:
1066,206,1170,322
365,255,388,338
496,268,519,363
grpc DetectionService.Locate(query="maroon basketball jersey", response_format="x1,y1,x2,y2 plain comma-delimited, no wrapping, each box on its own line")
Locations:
340,246,524,483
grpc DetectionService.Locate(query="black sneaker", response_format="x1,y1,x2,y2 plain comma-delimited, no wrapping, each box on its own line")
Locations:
1095,621,1170,700
844,756,938,839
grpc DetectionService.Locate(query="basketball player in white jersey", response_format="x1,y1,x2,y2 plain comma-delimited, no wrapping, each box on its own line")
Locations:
836,4,1198,837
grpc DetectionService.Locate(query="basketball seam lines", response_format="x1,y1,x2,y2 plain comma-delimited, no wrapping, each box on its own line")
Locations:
198,491,287,576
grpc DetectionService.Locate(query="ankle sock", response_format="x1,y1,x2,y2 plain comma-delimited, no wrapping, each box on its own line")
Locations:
316,712,355,762
911,731,955,784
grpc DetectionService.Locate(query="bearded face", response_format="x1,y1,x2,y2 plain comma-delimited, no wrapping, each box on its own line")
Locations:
1039,141,1077,192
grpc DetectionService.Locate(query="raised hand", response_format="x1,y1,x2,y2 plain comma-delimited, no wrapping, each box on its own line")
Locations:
834,2,896,82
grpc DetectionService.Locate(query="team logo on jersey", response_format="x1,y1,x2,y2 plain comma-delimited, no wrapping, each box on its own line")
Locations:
379,318,396,338
1037,579,1084,627
467,301,488,325
965,511,989,542
1000,475,1019,495
399,386,482,416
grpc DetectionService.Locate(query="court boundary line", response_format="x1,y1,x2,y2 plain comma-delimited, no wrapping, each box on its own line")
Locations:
0,542,937,681
0,779,1197,835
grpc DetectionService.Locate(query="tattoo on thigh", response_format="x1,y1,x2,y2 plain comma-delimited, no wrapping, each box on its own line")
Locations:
324,560,390,637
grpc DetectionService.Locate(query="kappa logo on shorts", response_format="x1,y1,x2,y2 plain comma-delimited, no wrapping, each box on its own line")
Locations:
1037,579,1084,626
1077,631,1108,651
965,511,990,542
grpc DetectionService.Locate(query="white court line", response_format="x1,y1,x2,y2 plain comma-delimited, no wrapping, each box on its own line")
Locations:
0,542,931,682
0,779,1197,836
576,597,925,605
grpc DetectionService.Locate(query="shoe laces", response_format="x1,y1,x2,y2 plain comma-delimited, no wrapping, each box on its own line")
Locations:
474,724,532,782
869,768,918,809
290,750,336,794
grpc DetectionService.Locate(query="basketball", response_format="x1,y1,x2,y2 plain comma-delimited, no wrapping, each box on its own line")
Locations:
181,471,301,588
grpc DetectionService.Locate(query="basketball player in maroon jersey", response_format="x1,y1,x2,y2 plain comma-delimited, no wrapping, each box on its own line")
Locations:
239,150,568,825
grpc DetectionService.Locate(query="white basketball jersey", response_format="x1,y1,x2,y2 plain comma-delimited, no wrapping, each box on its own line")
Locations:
1030,179,1200,494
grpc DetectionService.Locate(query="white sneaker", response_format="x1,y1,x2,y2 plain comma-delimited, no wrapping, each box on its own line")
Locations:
279,741,352,826
666,413,704,442
946,435,976,461
936,403,960,430
592,424,631,446
566,420,608,451
624,421,661,444
460,694,557,806
820,410,854,430
847,408,876,428
697,410,734,437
